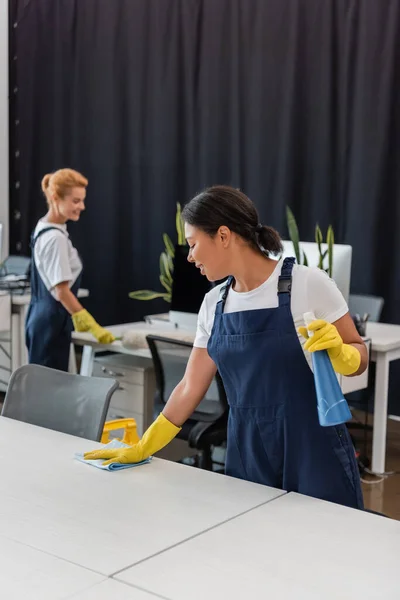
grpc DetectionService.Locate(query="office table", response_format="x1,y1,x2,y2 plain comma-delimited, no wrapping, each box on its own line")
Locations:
366,321,400,474
68,579,159,599
73,320,400,476
11,287,89,372
117,492,400,600
0,417,285,578
0,535,104,600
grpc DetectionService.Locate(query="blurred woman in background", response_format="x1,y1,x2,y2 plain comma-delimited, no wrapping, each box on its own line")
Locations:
26,168,115,371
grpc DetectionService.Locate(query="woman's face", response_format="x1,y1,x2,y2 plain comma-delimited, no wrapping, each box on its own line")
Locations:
185,223,231,282
54,186,86,222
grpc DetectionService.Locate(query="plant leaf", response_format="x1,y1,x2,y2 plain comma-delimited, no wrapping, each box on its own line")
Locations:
315,224,324,269
167,253,174,272
129,290,168,301
303,251,308,267
176,202,186,246
315,224,323,246
160,274,172,293
326,225,334,277
163,233,175,258
286,206,301,263
160,252,173,283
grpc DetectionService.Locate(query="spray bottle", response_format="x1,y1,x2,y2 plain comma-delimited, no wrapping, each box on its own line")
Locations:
304,311,352,427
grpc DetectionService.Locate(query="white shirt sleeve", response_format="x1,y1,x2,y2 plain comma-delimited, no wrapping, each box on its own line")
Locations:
306,267,349,324
38,232,73,289
193,296,211,348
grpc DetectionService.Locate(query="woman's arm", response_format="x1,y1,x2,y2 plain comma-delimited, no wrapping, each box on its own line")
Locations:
54,281,83,315
83,346,218,464
54,281,115,344
162,347,218,425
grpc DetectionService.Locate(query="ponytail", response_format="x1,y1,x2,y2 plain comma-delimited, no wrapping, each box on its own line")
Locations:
256,225,283,255
41,173,51,194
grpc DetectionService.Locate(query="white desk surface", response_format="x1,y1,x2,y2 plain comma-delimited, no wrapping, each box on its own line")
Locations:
12,287,89,306
0,535,103,600
0,417,285,577
366,321,400,352
69,579,158,600
72,320,189,358
118,492,400,600
72,319,400,355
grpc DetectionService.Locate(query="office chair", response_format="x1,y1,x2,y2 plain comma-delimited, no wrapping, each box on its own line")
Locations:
348,294,384,324
347,294,385,463
146,335,228,470
0,291,11,387
2,364,120,442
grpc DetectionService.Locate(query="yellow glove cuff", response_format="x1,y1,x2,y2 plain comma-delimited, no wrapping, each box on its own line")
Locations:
72,309,96,332
329,343,361,376
140,413,181,458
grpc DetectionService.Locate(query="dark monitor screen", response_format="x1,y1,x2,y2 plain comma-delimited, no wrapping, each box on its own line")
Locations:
170,245,211,313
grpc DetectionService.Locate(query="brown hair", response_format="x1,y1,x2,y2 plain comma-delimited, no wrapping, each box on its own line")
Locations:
41,168,88,205
182,185,283,256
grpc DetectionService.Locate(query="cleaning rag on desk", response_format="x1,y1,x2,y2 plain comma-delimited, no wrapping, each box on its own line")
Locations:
121,328,195,349
75,439,152,471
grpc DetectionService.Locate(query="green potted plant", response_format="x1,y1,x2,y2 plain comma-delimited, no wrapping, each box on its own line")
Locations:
286,206,334,277
129,203,187,303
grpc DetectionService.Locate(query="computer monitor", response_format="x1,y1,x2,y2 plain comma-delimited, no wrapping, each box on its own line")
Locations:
169,245,211,329
279,240,352,302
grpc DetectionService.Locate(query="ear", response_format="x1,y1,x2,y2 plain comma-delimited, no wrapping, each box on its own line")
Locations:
218,226,231,248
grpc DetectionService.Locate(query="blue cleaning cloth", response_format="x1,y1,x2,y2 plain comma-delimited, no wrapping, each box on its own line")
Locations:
75,439,152,471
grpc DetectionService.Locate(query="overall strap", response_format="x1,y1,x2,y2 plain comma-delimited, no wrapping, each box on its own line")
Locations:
31,226,66,249
278,257,295,307
215,276,234,315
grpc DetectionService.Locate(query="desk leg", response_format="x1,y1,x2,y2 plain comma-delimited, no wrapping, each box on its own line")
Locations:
80,345,95,376
11,313,20,372
19,305,28,366
68,344,78,374
371,353,389,474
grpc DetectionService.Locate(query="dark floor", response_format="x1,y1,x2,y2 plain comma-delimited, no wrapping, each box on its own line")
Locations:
351,410,400,519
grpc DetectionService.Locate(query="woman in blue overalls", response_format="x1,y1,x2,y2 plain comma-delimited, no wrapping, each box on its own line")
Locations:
84,185,367,509
25,168,115,371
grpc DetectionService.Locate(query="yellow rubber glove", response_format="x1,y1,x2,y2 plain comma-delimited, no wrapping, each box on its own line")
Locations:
298,319,361,376
84,413,181,465
72,309,115,344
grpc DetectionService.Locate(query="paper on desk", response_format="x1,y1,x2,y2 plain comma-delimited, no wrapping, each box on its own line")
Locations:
75,439,152,471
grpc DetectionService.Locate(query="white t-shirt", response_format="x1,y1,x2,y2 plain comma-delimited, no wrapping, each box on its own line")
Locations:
33,220,82,298
194,259,348,370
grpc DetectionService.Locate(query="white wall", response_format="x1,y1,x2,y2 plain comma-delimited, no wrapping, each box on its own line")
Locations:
0,0,8,260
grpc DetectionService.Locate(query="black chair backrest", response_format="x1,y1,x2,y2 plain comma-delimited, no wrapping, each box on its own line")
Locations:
146,335,228,420
348,294,384,323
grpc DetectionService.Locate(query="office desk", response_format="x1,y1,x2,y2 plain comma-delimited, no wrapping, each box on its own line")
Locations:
366,321,400,474
69,579,158,600
73,320,400,475
11,287,89,372
0,535,103,600
73,320,179,376
0,417,285,577
117,492,400,600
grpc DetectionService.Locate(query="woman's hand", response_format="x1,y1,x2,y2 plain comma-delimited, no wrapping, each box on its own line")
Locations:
299,314,367,376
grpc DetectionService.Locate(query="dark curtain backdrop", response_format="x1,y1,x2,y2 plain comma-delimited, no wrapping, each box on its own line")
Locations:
9,0,400,411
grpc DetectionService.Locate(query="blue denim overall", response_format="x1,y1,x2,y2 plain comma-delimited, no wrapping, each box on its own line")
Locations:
207,257,363,509
25,227,82,372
